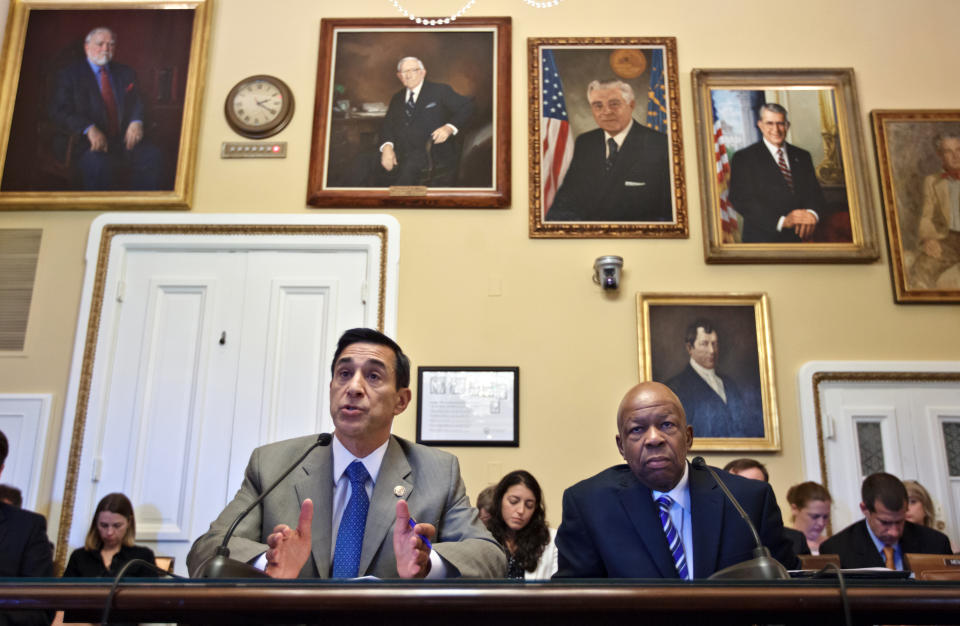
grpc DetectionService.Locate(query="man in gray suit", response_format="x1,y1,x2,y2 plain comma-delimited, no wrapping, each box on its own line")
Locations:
187,328,504,579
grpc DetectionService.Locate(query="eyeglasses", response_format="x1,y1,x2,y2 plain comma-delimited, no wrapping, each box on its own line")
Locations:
399,69,423,76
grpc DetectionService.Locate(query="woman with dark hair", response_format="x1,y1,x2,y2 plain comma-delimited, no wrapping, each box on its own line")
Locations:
487,470,557,579
786,481,832,555
62,492,156,578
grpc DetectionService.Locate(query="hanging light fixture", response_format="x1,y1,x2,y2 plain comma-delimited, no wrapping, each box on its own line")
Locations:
387,0,563,25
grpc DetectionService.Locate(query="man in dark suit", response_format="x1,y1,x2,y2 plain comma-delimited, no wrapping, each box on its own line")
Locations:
554,382,796,578
48,26,163,190
665,319,763,438
546,79,671,222
0,430,54,625
187,328,504,579
376,56,474,187
820,472,951,569
728,103,825,242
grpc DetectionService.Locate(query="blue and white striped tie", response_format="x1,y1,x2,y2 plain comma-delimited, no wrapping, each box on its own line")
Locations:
657,494,689,579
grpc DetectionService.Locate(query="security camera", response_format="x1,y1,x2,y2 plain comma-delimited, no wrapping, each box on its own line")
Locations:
593,255,623,291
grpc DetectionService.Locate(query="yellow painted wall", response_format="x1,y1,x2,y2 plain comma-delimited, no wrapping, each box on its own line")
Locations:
1,0,959,533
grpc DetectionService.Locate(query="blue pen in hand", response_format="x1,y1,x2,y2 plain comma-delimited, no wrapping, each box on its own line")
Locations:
408,516,433,550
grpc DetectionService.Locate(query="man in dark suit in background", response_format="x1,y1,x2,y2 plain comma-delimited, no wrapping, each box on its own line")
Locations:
820,472,951,569
377,56,474,187
666,319,763,439
0,430,54,625
48,26,163,190
728,103,825,242
554,382,796,578
546,79,671,222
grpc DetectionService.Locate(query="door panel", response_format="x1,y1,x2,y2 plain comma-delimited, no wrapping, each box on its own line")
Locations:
71,248,367,575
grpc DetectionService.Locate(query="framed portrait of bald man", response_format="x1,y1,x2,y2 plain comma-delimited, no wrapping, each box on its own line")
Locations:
0,0,211,209
872,110,960,303
528,37,687,238
691,68,880,262
307,17,510,208
637,292,780,451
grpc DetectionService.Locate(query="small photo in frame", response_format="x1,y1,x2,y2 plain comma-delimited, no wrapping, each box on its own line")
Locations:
637,293,780,451
0,0,211,209
416,367,519,447
307,17,511,208
691,68,879,263
872,110,960,303
528,37,687,238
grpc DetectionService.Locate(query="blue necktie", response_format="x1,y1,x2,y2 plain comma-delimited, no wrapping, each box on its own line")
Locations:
332,461,370,578
657,495,689,579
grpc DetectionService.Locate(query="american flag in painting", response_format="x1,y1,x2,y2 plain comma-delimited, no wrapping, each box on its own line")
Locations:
713,99,739,241
541,49,573,214
645,49,667,133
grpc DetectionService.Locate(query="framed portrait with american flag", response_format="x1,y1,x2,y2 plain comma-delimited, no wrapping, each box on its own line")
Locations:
691,68,880,263
528,38,686,238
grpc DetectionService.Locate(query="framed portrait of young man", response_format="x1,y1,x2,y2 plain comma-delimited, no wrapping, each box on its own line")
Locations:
307,17,511,208
0,0,211,209
637,292,780,451
872,110,960,303
528,37,687,238
691,68,879,263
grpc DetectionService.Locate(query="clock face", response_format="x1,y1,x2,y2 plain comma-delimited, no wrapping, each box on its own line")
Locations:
225,75,294,139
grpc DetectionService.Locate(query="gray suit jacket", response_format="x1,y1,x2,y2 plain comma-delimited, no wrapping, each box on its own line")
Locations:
186,434,505,578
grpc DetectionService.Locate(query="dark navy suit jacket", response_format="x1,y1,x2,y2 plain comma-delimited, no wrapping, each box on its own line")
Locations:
379,81,474,186
0,502,53,625
547,120,671,222
666,364,763,438
0,502,52,578
49,59,145,156
820,519,952,569
554,463,798,578
728,140,825,242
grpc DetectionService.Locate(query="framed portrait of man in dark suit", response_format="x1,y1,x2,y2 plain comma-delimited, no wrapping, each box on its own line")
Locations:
528,37,686,238
691,68,879,263
0,0,211,209
637,292,780,451
307,17,511,208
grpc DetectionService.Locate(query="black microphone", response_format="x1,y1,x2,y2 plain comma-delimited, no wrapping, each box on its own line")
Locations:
691,456,789,580
195,432,333,578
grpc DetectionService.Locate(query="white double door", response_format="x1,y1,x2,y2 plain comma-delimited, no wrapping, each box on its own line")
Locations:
74,247,367,575
820,378,960,541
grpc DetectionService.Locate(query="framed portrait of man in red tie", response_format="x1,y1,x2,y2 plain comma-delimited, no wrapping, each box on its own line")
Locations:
0,0,212,209
691,68,880,263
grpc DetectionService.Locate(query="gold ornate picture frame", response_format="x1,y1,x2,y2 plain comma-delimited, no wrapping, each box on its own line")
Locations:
691,68,879,263
637,292,780,451
872,110,960,303
528,37,687,238
0,0,211,210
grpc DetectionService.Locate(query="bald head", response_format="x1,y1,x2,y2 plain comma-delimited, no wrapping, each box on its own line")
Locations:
617,382,686,430
616,382,693,492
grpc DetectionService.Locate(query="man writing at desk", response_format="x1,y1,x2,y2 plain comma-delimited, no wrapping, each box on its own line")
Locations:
554,382,796,578
187,328,504,579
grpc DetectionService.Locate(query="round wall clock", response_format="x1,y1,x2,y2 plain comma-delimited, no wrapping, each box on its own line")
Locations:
224,75,295,139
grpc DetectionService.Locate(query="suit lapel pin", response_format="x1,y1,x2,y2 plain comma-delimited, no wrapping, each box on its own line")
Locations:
394,485,406,498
